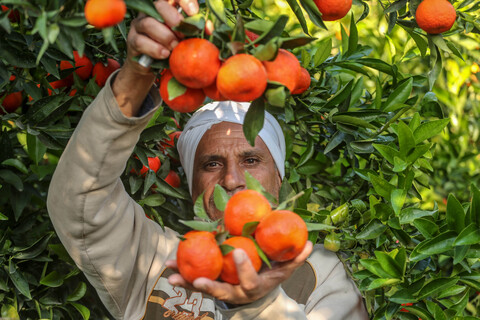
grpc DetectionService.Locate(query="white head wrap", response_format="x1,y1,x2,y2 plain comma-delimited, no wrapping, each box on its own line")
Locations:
177,101,286,194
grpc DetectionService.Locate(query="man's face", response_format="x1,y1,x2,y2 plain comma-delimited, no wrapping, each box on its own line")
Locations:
191,122,282,220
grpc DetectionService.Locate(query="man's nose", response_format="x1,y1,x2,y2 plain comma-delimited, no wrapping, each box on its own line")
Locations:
221,163,246,195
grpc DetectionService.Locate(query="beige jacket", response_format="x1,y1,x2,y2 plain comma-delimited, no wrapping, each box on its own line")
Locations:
47,74,369,320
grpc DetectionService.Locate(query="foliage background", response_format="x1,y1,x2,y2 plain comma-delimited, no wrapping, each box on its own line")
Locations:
0,0,480,319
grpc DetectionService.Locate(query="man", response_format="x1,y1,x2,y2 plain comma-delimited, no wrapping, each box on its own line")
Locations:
46,0,368,319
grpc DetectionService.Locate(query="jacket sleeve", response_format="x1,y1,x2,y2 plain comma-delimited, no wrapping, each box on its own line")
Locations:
46,72,179,320
217,244,369,320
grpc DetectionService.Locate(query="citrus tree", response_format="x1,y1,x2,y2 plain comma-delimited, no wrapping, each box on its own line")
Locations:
0,0,479,319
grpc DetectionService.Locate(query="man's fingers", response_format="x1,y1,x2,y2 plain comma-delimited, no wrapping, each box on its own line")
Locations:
165,259,178,270
128,29,171,60
176,0,199,16
234,249,262,293
134,17,179,51
154,0,184,28
168,273,197,291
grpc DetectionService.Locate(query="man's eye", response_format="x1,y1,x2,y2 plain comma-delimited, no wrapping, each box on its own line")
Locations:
205,162,219,168
245,158,259,165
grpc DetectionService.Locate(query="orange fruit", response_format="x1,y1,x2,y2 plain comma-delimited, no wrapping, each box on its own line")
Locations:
159,69,206,113
176,231,223,283
84,0,126,29
415,0,456,34
92,59,121,87
216,54,267,102
140,156,161,176
291,67,311,95
2,5,20,22
255,210,308,262
165,170,181,188
313,0,352,21
262,49,301,93
60,51,93,81
220,236,262,285
1,91,22,113
203,79,227,101
224,190,271,236
169,38,221,89
245,30,260,46
159,131,182,152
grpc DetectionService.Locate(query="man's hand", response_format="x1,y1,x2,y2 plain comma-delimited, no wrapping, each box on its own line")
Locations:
113,0,199,117
166,241,313,305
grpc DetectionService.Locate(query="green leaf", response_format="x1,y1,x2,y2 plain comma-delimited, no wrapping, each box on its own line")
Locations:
368,173,395,200
397,121,415,157
324,131,346,154
205,0,227,24
167,77,186,100
284,0,309,34
139,194,166,207
382,77,413,112
26,133,47,165
265,86,286,107
26,94,73,125
454,223,480,246
399,207,438,224
1,158,28,174
413,218,438,238
359,259,394,278
67,282,87,302
469,183,480,226
298,0,327,30
194,192,209,220
367,278,401,290
413,118,449,144
391,189,406,216
312,38,332,67
124,0,164,22
281,35,317,49
374,251,402,278
6,261,31,299
332,115,377,130
416,231,457,256
446,194,465,234
345,13,358,57
0,169,23,191
242,221,260,236
406,143,432,164
219,244,235,255
40,271,64,287
416,277,459,300
297,137,314,167
179,220,218,232
13,232,53,260
243,99,265,147
70,302,90,320
0,305,19,320
323,80,354,109
305,222,336,231
373,144,400,165
356,219,387,240
213,184,229,212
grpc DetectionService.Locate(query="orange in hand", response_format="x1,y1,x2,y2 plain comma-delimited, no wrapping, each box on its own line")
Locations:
262,49,301,93
159,70,206,113
220,236,262,285
255,210,308,262
216,54,268,102
84,0,126,29
224,190,271,236
176,231,223,283
169,38,221,89
415,0,456,34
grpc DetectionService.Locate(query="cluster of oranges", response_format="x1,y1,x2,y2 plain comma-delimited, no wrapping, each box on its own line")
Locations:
176,189,308,284
131,130,183,189
160,37,312,113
